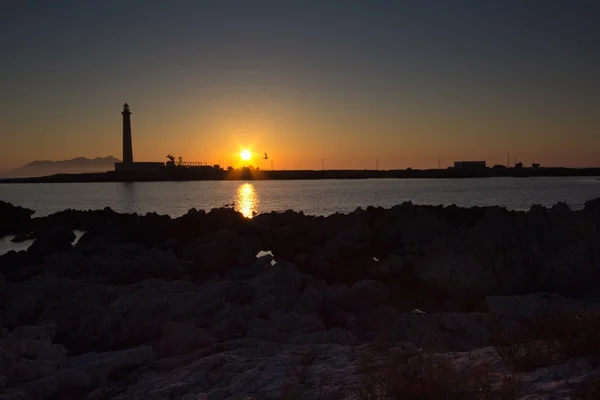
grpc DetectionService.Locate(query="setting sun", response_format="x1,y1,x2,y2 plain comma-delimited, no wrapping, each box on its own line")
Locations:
240,150,251,161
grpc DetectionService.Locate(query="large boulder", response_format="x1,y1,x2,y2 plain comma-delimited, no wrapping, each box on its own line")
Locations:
350,280,390,309
413,212,534,296
9,346,154,400
116,212,174,248
39,282,117,340
401,206,451,246
484,292,595,320
34,207,122,232
27,227,75,259
369,252,405,276
184,230,261,277
73,280,204,350
289,327,360,346
414,242,497,296
585,196,600,214
0,250,36,280
0,201,34,236
11,233,34,243
82,244,183,284
294,285,324,315
270,312,325,335
1,275,81,329
63,345,154,382
251,260,305,306
138,247,184,281
536,239,600,295
222,254,273,281
85,243,148,285
370,202,414,256
74,289,171,349
0,322,67,389
394,313,493,351
324,283,354,311
159,321,213,356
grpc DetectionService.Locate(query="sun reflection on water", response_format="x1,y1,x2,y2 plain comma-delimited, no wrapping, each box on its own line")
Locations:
234,183,259,218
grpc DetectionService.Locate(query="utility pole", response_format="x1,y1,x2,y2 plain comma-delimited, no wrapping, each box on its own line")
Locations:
438,157,441,170
376,159,379,171
507,152,510,168
321,158,325,171
514,155,516,166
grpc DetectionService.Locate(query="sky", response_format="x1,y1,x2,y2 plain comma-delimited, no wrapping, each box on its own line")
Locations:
1,0,599,170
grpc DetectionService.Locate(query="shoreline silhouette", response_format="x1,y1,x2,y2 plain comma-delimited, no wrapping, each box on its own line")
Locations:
0,166,599,183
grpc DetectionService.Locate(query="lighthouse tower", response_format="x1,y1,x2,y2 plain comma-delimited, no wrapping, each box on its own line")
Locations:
114,103,163,173
122,103,133,164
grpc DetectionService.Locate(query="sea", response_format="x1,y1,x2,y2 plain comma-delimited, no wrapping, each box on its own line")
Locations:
1,177,599,254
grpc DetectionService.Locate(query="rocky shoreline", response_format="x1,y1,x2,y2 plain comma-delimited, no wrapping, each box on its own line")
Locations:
1,198,600,399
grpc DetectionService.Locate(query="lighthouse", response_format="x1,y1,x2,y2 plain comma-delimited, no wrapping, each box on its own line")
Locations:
122,103,133,164
114,103,164,173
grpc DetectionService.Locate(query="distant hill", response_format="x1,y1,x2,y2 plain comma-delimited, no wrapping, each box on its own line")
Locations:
5,156,121,178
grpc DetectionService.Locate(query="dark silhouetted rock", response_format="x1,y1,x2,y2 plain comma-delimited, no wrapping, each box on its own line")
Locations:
33,207,121,232
184,230,260,278
0,201,35,236
537,239,600,295
584,197,600,225
27,227,75,259
0,250,36,281
159,321,213,356
484,293,592,320
2,200,600,398
351,280,390,308
550,201,571,215
370,252,405,276
11,233,34,243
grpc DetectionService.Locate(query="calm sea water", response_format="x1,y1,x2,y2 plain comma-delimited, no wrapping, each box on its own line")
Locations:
1,177,599,218
1,177,599,255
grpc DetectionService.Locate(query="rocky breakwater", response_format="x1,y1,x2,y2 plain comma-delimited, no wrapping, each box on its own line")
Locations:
0,198,600,399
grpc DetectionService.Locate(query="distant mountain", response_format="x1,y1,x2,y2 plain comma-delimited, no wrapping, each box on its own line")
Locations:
6,156,121,178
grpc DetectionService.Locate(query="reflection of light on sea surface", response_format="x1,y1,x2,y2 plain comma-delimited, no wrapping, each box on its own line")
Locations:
234,183,259,218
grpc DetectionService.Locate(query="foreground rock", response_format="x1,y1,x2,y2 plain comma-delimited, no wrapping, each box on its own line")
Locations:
0,321,154,399
0,200,35,236
27,227,75,259
0,198,599,398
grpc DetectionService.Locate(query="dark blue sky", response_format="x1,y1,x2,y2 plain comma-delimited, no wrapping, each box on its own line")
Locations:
1,0,598,169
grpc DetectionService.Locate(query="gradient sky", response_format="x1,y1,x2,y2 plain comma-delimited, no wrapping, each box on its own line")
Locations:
1,0,599,170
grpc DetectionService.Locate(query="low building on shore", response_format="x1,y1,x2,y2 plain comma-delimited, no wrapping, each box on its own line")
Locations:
452,161,487,170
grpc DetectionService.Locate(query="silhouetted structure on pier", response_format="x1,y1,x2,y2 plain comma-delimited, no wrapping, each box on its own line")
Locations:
453,161,487,170
114,103,164,173
122,103,133,164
